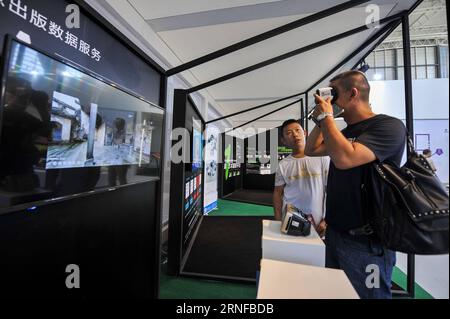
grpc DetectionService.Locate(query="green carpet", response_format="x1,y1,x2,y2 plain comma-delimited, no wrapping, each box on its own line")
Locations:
207,199,274,217
160,269,257,299
392,267,433,299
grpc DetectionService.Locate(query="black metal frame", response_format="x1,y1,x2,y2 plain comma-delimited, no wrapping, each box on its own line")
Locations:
166,0,370,76
1,1,168,297
165,0,430,293
225,98,303,134
186,13,404,94
205,19,400,127
214,20,399,133
394,13,417,299
206,92,303,124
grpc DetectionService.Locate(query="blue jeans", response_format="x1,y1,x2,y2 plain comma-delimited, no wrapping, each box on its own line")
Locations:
325,226,396,299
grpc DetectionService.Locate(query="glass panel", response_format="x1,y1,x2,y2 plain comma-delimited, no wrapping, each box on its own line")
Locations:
371,68,385,81
385,49,395,67
416,47,426,65
366,68,374,81
412,0,449,186
397,67,404,80
439,46,449,78
416,66,426,79
397,48,404,66
426,47,436,64
385,68,396,80
375,51,385,67
427,66,436,79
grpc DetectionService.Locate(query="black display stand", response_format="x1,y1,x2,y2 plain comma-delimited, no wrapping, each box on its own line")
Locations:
0,180,161,298
168,89,205,276
0,0,166,298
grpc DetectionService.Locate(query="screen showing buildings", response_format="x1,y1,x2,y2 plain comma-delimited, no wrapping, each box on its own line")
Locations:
1,40,163,171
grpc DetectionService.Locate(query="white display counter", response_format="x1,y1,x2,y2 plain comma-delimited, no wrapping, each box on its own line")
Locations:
262,220,325,267
257,259,359,299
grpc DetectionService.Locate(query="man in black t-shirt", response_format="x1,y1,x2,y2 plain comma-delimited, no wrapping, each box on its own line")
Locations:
305,71,406,299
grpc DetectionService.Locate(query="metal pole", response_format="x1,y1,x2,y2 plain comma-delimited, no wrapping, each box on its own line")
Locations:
300,99,305,129
305,93,309,136
402,13,416,299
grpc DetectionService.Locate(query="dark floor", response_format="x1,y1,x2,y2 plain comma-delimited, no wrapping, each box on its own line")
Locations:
182,216,267,280
224,189,273,206
160,200,433,299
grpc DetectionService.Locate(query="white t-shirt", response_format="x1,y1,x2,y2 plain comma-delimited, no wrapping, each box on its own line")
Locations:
275,155,330,224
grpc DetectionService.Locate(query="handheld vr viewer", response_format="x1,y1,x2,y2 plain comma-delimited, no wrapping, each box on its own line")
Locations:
316,87,338,104
281,204,311,237
307,87,344,120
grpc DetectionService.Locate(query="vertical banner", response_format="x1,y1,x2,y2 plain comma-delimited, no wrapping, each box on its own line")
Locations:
204,125,219,214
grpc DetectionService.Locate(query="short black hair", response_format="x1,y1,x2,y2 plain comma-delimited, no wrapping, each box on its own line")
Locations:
330,70,370,102
281,119,301,133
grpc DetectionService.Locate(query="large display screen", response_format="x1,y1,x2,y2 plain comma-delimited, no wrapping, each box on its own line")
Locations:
0,38,164,208
180,98,204,253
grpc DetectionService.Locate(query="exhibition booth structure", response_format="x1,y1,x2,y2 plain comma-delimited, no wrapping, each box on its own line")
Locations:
219,123,296,207
167,90,205,276
0,1,164,298
1,0,447,299
165,0,441,298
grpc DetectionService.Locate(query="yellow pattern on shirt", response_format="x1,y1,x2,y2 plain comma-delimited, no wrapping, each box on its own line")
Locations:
287,169,322,180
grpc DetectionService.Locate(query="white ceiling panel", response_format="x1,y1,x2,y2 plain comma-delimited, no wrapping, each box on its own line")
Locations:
128,0,283,20
201,30,375,100
216,98,302,119
93,0,422,129
158,4,394,73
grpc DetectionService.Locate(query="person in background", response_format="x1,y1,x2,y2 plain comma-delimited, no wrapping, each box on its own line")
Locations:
273,119,329,237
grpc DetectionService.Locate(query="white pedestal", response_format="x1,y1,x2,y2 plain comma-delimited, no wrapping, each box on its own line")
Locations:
262,220,325,267
257,259,359,299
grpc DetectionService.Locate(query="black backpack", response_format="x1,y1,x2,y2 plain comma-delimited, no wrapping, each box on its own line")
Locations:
363,136,449,255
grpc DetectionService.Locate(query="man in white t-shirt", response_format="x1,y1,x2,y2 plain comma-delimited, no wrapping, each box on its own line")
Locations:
273,119,330,236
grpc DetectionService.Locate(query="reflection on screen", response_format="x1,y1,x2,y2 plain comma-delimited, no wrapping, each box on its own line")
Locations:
0,40,164,208
3,40,163,170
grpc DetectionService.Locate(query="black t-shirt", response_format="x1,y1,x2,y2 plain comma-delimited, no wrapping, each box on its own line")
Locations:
325,114,406,232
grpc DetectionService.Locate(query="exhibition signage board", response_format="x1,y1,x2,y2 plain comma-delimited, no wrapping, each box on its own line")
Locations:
0,0,162,105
